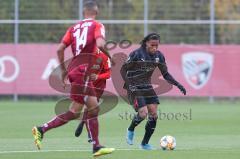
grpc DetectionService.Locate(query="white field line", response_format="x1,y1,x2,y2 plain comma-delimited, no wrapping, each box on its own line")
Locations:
0,148,142,154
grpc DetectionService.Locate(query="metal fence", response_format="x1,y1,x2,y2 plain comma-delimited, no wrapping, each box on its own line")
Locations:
1,0,240,44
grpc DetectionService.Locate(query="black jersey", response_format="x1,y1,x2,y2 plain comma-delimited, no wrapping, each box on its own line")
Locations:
121,47,168,87
121,46,181,93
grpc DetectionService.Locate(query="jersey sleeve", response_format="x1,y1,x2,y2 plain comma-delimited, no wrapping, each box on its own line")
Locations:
120,51,137,84
98,70,110,80
61,27,72,47
157,52,168,76
157,52,180,87
94,22,105,40
104,57,111,69
98,56,111,80
126,51,137,63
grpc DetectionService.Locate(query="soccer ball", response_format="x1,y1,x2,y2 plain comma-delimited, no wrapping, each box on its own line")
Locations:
160,135,176,150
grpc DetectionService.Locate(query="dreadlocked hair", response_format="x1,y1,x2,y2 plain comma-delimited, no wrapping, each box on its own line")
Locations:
140,33,160,48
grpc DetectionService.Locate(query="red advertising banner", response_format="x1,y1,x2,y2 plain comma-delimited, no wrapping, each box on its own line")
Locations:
0,44,240,97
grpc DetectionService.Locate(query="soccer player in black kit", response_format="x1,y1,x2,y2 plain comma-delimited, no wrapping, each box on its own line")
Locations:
120,33,186,150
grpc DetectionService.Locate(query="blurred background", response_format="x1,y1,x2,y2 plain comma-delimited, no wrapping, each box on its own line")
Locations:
0,0,240,101
0,1,240,158
1,0,240,44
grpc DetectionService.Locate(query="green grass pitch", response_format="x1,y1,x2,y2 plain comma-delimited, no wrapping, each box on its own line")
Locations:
0,99,240,159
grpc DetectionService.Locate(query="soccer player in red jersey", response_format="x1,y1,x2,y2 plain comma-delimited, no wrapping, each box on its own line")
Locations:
32,1,114,156
74,51,111,142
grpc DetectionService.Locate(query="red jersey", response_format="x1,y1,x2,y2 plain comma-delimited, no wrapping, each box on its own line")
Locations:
93,52,111,89
68,52,110,101
68,51,110,88
61,18,105,56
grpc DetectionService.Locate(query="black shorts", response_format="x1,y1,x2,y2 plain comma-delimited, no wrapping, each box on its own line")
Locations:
127,85,159,111
133,96,159,111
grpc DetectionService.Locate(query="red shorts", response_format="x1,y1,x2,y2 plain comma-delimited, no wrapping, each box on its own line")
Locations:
68,70,97,104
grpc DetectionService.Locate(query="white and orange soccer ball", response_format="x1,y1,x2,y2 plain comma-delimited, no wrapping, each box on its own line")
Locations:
160,135,176,150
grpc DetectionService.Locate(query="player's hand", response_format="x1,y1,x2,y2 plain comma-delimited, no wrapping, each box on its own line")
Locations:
90,73,98,81
177,84,186,95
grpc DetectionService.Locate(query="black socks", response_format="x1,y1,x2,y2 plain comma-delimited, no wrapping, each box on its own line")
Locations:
128,114,144,131
141,117,157,145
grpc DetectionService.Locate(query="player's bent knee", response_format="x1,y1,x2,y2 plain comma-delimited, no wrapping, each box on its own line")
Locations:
149,113,158,120
87,106,99,118
70,107,82,114
70,101,84,113
138,111,148,119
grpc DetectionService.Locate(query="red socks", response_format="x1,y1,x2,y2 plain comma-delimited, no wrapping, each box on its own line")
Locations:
42,111,79,133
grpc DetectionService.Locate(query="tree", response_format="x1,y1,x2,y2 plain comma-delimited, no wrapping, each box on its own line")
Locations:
215,0,240,44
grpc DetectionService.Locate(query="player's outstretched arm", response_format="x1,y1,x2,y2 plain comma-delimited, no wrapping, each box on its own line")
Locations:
158,60,186,95
163,72,186,95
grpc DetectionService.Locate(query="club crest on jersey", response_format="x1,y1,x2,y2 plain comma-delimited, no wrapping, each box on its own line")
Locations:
182,52,214,89
96,57,102,64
